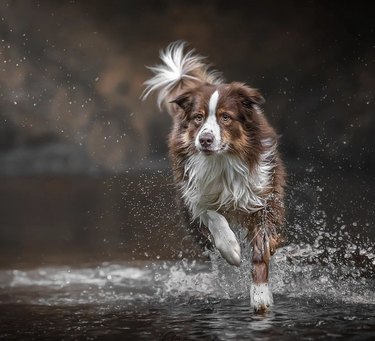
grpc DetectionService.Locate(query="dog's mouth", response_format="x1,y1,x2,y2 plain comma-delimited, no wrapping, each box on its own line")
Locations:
201,149,215,155
199,144,228,155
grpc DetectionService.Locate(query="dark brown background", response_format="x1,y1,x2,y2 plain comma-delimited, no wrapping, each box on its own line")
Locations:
0,0,373,267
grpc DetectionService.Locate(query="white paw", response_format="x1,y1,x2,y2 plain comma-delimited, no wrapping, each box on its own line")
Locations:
204,210,241,266
250,283,273,312
215,232,241,267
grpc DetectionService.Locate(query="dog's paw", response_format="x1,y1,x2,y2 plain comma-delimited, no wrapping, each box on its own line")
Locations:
205,210,241,266
215,232,241,267
250,283,273,312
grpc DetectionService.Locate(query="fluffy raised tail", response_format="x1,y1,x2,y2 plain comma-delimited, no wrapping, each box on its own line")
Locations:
141,41,223,112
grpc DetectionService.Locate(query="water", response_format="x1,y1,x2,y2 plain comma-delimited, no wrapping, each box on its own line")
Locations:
0,169,374,339
1,238,374,340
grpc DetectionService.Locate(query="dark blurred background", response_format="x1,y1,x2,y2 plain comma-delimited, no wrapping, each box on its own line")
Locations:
0,0,374,268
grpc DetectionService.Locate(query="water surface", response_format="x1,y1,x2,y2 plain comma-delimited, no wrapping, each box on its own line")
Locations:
1,239,374,340
0,170,374,339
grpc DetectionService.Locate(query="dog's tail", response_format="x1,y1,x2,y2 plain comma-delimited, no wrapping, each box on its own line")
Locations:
141,41,223,112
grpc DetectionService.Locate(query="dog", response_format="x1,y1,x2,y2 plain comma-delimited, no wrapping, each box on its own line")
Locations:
142,41,285,312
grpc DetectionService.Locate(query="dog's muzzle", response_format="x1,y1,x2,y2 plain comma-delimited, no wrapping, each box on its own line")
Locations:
199,132,214,149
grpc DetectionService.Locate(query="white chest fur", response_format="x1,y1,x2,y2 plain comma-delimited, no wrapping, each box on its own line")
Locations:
181,151,274,220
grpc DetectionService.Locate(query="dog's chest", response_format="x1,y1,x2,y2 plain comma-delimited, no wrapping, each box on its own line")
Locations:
181,154,270,219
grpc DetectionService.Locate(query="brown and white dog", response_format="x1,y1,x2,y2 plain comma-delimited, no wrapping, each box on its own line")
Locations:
142,42,285,312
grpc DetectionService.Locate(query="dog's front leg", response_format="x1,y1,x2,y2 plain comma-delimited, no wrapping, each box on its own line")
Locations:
250,226,273,312
201,210,241,266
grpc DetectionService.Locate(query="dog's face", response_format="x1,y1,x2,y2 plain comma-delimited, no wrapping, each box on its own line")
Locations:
171,82,265,157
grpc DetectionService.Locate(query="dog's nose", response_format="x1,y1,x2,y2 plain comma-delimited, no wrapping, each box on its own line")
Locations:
199,132,214,148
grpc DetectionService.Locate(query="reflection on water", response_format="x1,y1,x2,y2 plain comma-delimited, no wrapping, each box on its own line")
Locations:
0,240,374,340
1,297,374,340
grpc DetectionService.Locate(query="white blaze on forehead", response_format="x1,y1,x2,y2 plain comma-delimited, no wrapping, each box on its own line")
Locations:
208,90,219,117
195,90,221,150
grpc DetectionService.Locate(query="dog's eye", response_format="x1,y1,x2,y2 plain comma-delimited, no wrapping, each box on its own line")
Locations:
194,113,204,123
221,113,231,123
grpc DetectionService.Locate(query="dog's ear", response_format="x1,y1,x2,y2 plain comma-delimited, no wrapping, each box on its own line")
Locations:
230,82,265,110
170,92,193,113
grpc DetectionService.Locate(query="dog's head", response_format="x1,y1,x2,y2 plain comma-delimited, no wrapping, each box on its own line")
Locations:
170,82,266,157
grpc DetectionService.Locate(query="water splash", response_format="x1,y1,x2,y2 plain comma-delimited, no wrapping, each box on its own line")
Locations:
1,231,373,307
1,175,374,307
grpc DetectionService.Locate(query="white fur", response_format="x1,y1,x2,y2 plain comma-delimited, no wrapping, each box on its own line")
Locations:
195,90,221,151
209,90,219,113
201,210,241,266
141,41,223,108
250,283,273,311
182,146,276,221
